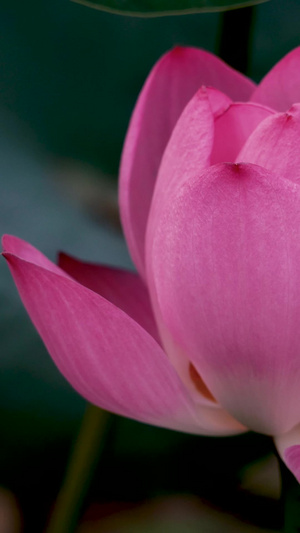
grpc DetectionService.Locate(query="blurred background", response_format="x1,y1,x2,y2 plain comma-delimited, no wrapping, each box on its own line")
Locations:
0,0,299,530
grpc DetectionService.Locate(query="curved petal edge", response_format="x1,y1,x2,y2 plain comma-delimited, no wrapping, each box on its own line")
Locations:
251,47,300,111
119,46,254,278
2,235,245,436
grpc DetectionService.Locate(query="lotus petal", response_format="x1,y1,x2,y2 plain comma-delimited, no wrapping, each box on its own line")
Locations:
120,47,254,278
251,47,300,111
2,235,245,435
237,103,300,184
59,252,160,343
147,163,300,435
211,102,274,165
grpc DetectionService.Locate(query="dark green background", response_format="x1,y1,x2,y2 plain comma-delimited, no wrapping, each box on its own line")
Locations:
0,0,299,174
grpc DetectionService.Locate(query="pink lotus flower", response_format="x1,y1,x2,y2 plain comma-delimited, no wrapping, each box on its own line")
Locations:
3,46,300,481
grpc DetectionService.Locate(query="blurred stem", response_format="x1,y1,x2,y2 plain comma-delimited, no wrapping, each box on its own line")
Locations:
280,460,300,532
217,6,255,75
45,404,110,533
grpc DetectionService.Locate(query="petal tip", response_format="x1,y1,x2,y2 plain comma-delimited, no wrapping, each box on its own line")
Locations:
168,45,201,60
1,235,29,263
1,235,37,263
170,45,186,56
2,234,20,254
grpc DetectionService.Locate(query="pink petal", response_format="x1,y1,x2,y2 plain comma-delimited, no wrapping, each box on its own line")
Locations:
119,46,254,278
275,424,300,482
147,86,234,296
59,252,160,344
147,162,300,435
251,47,300,111
2,235,244,435
148,87,221,230
210,102,275,165
146,91,249,400
2,235,65,277
237,103,300,184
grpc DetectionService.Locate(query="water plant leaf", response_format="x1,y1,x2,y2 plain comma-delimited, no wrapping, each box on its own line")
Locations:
73,0,269,17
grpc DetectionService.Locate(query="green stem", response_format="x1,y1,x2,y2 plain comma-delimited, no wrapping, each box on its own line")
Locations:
280,459,300,532
217,6,255,75
45,404,110,533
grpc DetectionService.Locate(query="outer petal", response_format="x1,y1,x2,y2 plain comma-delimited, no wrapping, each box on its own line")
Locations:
2,235,245,435
210,102,274,165
275,424,300,483
237,104,300,184
251,47,300,111
119,46,254,278
147,163,300,435
59,252,160,344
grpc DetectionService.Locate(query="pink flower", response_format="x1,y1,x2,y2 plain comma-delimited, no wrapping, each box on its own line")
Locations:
3,46,300,481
